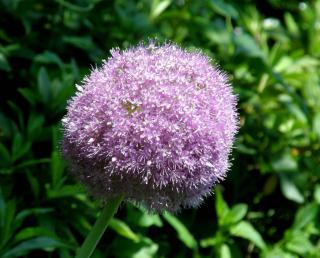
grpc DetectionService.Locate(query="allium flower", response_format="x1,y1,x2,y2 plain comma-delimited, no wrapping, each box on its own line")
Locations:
62,42,238,212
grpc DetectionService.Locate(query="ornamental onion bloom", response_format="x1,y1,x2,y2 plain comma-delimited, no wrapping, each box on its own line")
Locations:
61,42,238,212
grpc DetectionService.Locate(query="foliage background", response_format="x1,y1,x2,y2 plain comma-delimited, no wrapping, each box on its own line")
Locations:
1,0,320,257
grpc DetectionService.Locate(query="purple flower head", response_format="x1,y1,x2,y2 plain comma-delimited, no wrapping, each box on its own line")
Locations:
62,42,238,213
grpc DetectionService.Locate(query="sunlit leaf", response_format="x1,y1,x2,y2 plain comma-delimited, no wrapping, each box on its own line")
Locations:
292,203,318,230
151,0,171,19
219,244,231,258
223,204,248,225
215,187,229,225
279,174,304,203
230,221,266,250
162,212,197,249
109,218,140,242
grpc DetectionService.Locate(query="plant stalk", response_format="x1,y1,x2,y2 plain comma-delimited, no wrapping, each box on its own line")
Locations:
75,195,124,258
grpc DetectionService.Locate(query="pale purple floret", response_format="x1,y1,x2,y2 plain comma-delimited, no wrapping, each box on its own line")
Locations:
62,42,238,212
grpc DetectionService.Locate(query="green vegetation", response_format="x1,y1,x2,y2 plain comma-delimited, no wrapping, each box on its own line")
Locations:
1,0,320,257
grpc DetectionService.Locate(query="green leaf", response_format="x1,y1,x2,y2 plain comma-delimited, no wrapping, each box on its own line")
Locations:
0,197,16,247
285,233,314,256
284,12,299,36
15,208,54,226
26,171,40,198
0,113,13,139
109,218,140,242
271,154,298,173
235,143,257,155
13,227,56,243
0,53,11,71
205,28,231,46
0,143,11,168
70,58,80,80
130,240,158,258
127,206,163,228
263,175,278,196
233,33,265,59
11,133,31,162
7,101,24,129
215,187,229,225
136,212,162,228
55,0,94,12
286,56,319,73
2,237,73,258
151,0,171,19
162,212,197,249
314,184,320,204
209,0,238,19
312,112,320,139
219,244,231,258
264,248,298,258
110,236,158,258
47,185,83,199
37,67,51,103
62,36,95,50
223,204,248,225
34,51,63,68
51,151,65,189
200,237,219,248
230,221,266,250
292,203,318,230
14,158,51,170
1,0,20,10
274,56,293,72
27,113,45,141
18,88,38,106
279,174,304,203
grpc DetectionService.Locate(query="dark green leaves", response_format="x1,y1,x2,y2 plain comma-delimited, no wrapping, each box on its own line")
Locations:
0,53,10,71
2,237,73,258
34,51,63,68
37,67,51,103
1,0,320,257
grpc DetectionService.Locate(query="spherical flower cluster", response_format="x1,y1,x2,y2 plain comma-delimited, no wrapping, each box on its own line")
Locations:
61,42,238,212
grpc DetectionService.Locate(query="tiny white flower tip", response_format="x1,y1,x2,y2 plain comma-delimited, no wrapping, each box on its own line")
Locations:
205,162,215,168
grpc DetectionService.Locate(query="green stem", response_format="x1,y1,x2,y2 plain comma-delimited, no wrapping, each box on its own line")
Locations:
75,195,124,258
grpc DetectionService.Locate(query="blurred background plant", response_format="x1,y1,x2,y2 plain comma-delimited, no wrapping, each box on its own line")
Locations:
0,0,319,257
